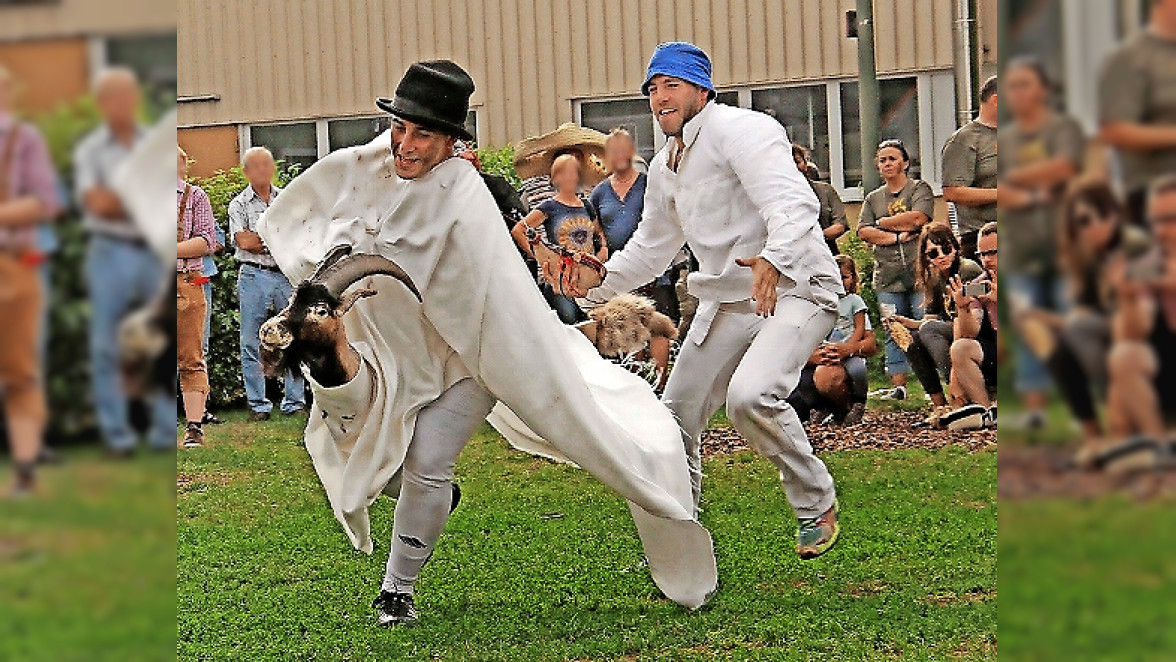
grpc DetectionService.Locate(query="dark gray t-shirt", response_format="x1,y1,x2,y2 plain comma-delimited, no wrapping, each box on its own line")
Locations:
1099,31,1176,194
997,112,1085,275
858,178,935,293
812,180,847,254
941,120,997,233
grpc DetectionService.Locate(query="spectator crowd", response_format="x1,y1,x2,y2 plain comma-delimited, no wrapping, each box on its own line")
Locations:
5,0,1176,495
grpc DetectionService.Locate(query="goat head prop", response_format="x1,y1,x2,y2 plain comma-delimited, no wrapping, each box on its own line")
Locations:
259,246,421,387
579,293,678,358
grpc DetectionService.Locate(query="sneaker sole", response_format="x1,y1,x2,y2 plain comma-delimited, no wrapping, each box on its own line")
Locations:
797,524,840,560
377,614,418,627
797,502,841,560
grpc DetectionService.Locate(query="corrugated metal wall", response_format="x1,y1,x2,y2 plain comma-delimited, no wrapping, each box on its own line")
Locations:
0,0,175,41
178,0,976,146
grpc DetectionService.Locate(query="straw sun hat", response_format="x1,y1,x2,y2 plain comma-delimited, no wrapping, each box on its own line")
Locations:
513,123,610,186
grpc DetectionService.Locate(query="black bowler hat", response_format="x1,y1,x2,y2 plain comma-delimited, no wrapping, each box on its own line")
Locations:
377,60,475,141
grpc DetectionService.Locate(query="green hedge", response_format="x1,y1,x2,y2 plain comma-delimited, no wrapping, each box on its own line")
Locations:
192,165,297,409
35,100,104,439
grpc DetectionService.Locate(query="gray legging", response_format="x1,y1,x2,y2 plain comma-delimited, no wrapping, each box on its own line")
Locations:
917,319,954,377
381,378,497,592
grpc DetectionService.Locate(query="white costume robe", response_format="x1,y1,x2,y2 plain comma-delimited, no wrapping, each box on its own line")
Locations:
256,132,717,609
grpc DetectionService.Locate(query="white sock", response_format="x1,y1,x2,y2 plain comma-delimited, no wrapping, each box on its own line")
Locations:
381,573,414,595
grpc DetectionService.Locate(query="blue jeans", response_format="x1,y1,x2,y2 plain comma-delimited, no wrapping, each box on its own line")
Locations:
86,235,175,451
876,289,924,376
1007,272,1067,394
238,264,306,413
540,282,586,325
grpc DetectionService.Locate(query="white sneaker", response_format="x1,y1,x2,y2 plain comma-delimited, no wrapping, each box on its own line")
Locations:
869,386,907,401
1002,410,1046,432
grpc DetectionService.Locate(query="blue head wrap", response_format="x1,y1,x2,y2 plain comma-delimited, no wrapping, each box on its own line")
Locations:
641,42,716,99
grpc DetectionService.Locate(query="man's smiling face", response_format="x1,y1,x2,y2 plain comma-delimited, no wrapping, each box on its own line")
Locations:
390,118,455,180
647,75,709,138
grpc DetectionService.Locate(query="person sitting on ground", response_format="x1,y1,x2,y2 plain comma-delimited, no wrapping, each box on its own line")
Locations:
1039,181,1151,453
788,255,878,426
944,222,999,429
512,153,609,324
885,223,982,413
1099,175,1176,466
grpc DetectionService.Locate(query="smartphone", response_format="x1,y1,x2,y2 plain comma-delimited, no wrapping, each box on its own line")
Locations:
1127,254,1165,283
963,281,991,298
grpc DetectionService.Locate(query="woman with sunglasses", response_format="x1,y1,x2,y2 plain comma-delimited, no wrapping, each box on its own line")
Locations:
856,139,935,402
1043,182,1150,458
887,224,982,412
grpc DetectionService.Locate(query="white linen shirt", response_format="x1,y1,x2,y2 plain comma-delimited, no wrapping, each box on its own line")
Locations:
584,101,843,340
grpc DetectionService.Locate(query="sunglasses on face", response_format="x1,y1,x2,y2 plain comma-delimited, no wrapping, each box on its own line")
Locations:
925,245,955,260
1073,213,1114,229
977,249,998,258
1150,213,1176,226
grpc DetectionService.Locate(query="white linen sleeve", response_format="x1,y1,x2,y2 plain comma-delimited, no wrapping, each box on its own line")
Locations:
582,178,685,306
723,114,821,279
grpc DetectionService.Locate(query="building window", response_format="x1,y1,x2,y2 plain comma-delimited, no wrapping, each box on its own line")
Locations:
463,110,478,146
576,73,951,199
580,98,658,163
99,34,177,119
249,110,479,175
840,77,921,187
249,122,318,174
752,85,830,179
328,116,392,152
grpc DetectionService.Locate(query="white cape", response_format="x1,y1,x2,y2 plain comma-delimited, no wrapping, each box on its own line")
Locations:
256,132,717,609
111,109,178,271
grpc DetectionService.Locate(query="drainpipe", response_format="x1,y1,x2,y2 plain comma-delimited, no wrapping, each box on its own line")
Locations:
857,0,881,192
953,0,980,127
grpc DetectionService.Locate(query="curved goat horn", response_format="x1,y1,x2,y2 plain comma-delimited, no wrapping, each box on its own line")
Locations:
306,244,353,283
314,253,422,302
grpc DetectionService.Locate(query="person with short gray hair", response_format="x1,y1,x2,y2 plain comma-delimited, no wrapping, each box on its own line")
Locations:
228,145,305,420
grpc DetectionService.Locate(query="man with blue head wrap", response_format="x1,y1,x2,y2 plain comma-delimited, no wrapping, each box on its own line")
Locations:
569,41,845,559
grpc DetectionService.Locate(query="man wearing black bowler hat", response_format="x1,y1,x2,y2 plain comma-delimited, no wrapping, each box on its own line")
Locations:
257,61,717,627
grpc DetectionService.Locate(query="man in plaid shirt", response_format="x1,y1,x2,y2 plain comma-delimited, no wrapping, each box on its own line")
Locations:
177,145,216,448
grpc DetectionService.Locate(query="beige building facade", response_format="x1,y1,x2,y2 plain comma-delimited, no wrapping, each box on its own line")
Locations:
0,0,176,116
178,0,1001,193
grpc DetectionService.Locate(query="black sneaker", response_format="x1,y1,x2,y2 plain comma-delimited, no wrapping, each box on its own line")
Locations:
249,411,271,422
202,411,225,425
12,461,36,498
371,591,417,626
182,422,204,448
942,404,987,431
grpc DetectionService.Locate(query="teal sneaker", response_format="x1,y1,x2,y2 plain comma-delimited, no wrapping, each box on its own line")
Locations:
797,499,840,560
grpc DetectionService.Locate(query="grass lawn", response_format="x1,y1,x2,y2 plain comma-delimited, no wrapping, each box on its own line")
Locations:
0,447,176,662
999,496,1176,661
178,412,995,661
999,415,1176,661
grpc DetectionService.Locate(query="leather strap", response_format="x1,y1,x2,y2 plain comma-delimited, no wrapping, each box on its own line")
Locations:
0,123,20,203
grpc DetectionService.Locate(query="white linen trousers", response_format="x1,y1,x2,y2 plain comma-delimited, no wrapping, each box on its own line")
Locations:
663,296,837,519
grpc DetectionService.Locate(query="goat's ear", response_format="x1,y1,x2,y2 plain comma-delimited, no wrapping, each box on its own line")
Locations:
336,288,378,315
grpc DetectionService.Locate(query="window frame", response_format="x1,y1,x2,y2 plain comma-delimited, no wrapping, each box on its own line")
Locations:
240,108,481,169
